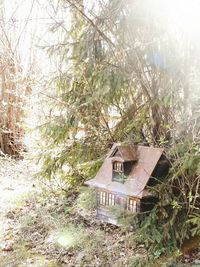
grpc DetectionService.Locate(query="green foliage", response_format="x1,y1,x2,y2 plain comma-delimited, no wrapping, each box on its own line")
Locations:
38,0,200,261
108,204,126,222
188,213,200,237
76,187,97,211
134,138,200,255
39,0,183,187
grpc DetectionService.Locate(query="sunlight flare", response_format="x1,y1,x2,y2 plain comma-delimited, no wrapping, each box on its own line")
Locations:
57,231,75,248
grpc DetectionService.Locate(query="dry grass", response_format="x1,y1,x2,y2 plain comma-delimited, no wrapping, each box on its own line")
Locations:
0,188,197,266
0,189,149,267
0,157,197,267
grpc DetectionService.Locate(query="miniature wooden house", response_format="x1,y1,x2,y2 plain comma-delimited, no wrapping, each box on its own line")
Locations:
85,144,169,224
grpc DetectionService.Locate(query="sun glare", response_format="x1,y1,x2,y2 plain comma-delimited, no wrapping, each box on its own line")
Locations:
145,0,200,40
168,0,200,38
57,232,75,248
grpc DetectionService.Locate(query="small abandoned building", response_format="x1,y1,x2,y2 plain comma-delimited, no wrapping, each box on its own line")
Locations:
85,144,169,224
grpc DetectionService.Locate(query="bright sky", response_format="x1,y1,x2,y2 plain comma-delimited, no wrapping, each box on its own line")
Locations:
2,0,67,75
2,0,200,70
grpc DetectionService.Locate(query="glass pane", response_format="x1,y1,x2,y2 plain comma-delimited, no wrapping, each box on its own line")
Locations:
113,161,122,172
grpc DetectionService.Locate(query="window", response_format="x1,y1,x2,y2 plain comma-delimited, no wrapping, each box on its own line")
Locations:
113,162,123,172
99,191,107,205
127,199,137,212
108,193,115,206
112,161,133,183
97,191,116,206
112,161,124,183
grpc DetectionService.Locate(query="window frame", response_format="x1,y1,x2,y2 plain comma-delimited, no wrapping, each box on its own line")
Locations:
108,193,115,206
113,161,123,172
127,198,137,212
97,191,116,207
112,161,124,183
99,191,107,205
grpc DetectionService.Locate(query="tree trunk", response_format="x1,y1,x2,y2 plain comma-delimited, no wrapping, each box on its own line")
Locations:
0,1,25,157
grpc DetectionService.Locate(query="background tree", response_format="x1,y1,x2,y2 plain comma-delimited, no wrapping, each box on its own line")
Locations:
0,0,34,157
38,0,200,254
39,0,199,181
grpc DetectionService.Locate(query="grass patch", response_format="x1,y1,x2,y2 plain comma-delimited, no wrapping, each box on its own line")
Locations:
1,187,198,267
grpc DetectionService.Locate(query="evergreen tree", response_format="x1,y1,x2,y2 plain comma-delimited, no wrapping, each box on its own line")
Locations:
38,0,200,253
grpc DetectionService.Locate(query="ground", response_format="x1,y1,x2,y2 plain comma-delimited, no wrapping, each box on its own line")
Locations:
0,157,34,244
0,156,199,267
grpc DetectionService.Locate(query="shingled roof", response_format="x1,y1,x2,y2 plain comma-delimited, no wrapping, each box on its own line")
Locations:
85,144,163,198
